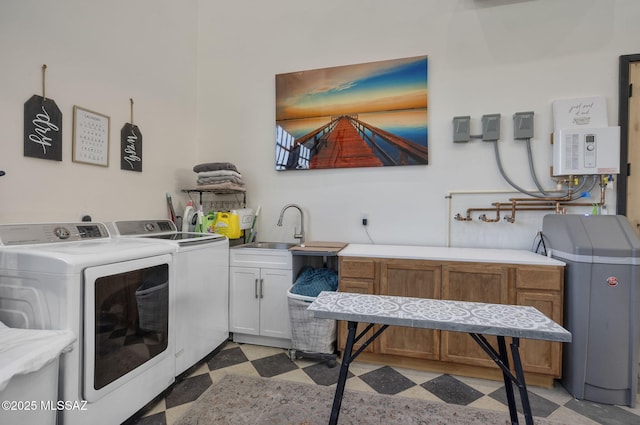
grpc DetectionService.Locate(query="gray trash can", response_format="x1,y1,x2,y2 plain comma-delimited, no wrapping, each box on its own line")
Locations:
542,214,640,407
0,323,76,425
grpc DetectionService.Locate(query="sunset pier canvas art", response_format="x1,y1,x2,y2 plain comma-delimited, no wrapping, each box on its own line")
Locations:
275,56,428,170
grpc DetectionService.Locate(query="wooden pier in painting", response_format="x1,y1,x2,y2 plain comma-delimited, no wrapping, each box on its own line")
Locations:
283,115,428,169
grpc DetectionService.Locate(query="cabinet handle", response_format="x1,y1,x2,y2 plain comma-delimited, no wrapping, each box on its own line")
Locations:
259,278,264,299
254,278,259,299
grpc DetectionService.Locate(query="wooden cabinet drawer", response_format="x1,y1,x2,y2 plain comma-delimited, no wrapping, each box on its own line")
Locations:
516,266,563,291
336,277,375,353
340,257,375,279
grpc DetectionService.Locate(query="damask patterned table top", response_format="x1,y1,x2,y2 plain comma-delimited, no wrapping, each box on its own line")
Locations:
308,291,571,342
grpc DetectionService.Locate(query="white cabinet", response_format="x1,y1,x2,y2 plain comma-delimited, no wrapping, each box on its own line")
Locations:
229,267,292,339
229,247,300,349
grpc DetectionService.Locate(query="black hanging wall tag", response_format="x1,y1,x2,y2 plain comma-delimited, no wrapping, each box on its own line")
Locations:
121,123,142,172
23,95,63,161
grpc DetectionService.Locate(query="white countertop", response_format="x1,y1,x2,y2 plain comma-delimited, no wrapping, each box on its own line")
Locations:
339,244,565,267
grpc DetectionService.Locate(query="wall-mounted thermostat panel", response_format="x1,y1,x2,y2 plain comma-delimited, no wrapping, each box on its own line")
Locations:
552,127,620,176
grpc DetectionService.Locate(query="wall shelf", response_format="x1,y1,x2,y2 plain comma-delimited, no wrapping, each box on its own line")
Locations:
182,188,246,210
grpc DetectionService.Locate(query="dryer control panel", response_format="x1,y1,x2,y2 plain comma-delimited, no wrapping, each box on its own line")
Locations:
0,222,110,246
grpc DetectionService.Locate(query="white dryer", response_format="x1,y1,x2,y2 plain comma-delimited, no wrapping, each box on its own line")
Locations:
0,222,175,425
109,220,230,376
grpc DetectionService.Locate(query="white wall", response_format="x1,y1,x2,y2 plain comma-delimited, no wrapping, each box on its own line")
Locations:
1,0,638,250
197,0,639,249
0,0,199,223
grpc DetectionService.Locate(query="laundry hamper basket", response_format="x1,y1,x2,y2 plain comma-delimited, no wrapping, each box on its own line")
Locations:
135,279,168,334
287,288,337,366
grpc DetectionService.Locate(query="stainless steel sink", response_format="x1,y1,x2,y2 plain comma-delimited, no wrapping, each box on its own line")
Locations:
235,241,296,250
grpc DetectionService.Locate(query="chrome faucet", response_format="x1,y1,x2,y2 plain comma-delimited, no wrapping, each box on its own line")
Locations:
277,203,305,244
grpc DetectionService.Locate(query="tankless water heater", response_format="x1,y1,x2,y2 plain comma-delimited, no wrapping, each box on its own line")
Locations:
552,126,620,176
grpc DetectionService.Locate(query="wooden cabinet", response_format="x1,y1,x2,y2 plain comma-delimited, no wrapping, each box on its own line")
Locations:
337,256,564,386
338,258,376,354
515,266,563,377
441,264,511,368
378,259,441,360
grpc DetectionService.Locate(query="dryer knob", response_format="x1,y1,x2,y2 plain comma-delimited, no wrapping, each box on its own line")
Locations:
54,227,71,240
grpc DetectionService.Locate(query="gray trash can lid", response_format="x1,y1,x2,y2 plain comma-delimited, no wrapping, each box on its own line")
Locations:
0,322,76,391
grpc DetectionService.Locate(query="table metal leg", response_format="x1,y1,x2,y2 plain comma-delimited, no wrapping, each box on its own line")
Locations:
498,336,519,425
328,321,389,425
510,337,534,425
470,334,536,425
329,321,357,425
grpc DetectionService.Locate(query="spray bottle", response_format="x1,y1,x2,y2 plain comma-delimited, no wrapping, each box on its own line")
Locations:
182,201,194,232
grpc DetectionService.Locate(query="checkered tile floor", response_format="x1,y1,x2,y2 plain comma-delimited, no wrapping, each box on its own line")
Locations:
128,342,640,425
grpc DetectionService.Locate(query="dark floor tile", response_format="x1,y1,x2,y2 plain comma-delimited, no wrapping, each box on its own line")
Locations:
422,374,484,405
489,385,559,418
207,346,248,371
359,365,415,395
564,398,639,425
303,362,352,386
251,352,299,378
165,373,213,408
130,412,166,425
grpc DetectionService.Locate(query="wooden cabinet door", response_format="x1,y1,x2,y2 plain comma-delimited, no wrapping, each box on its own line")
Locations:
624,61,640,234
515,266,564,377
440,264,511,367
378,260,441,360
337,277,376,353
516,290,562,376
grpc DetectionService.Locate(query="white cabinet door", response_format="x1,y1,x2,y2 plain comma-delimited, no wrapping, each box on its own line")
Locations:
229,267,261,335
259,268,292,339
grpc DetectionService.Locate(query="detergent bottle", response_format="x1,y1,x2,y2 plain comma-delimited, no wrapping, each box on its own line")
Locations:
214,211,242,239
203,211,217,233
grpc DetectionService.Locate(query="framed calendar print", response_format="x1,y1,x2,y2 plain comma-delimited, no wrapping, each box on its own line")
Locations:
72,105,110,166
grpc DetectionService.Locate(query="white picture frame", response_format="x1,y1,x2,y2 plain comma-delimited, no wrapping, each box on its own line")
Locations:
72,105,110,166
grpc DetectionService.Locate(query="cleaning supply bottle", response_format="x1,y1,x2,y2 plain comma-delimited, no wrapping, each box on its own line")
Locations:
195,204,205,233
182,201,194,232
213,212,242,239
204,211,217,233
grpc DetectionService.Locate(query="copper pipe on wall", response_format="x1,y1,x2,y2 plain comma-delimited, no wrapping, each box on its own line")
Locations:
454,207,502,221
454,175,609,223
479,203,501,222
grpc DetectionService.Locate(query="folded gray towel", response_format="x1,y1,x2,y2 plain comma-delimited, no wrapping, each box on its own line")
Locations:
196,182,247,192
197,175,245,185
193,162,238,173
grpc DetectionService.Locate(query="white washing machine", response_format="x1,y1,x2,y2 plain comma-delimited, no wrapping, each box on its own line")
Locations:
0,222,175,425
109,219,230,376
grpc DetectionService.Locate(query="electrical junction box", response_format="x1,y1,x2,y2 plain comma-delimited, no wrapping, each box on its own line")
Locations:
513,111,534,140
481,114,501,141
552,126,620,176
452,116,471,143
